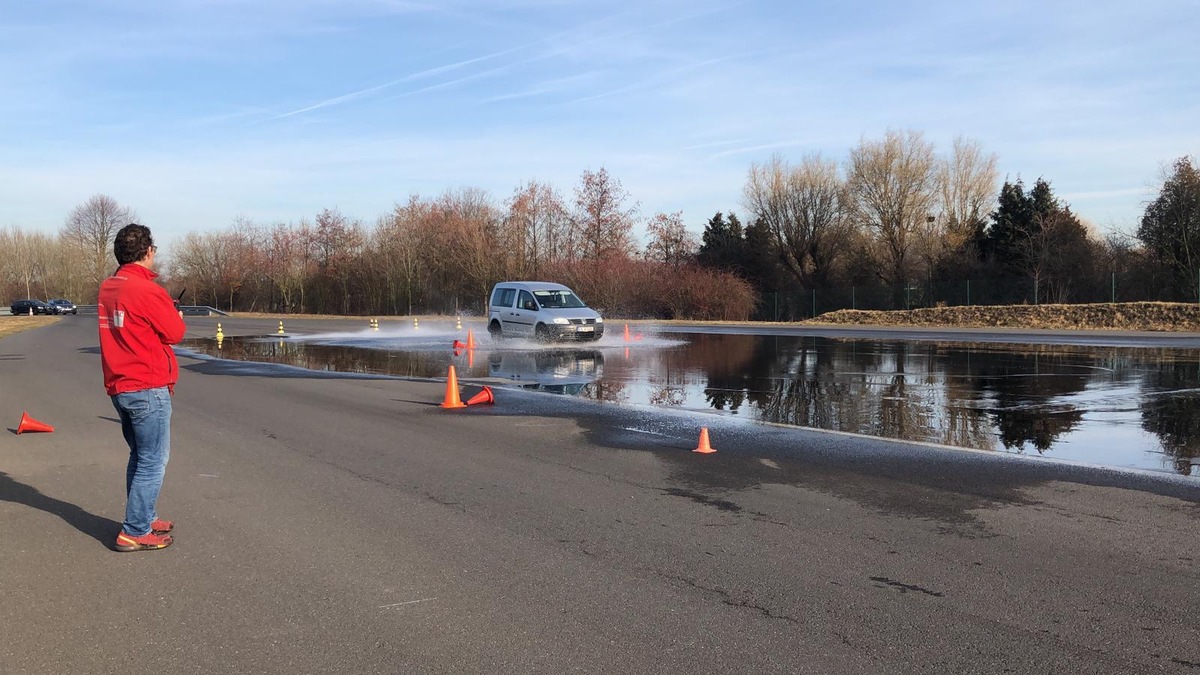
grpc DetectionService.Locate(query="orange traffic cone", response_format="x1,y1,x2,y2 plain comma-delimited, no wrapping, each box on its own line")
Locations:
466,386,494,406
693,427,715,454
623,324,631,342
453,339,466,349
466,329,476,350
440,365,467,408
16,412,54,434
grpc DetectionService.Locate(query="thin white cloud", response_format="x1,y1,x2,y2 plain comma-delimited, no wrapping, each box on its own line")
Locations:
482,73,600,103
567,55,744,104
266,49,519,120
681,139,752,151
708,141,816,159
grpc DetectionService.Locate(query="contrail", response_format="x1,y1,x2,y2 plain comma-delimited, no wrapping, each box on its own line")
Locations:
266,48,518,120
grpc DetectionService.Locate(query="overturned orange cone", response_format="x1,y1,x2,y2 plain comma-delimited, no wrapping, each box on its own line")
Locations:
452,339,467,349
16,412,54,434
466,386,494,406
440,365,467,408
693,427,715,454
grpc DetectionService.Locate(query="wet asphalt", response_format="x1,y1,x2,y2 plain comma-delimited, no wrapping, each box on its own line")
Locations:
2,315,1199,674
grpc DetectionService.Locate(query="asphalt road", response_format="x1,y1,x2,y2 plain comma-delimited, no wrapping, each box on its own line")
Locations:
2,316,1199,674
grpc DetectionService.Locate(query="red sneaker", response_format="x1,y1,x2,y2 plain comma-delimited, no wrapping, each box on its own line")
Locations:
114,530,173,552
151,519,174,534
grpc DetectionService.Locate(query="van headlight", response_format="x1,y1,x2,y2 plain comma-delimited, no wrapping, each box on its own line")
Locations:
552,317,570,324
595,317,603,323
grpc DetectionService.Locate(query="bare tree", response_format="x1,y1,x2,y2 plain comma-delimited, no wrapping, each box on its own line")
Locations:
1020,208,1095,303
433,187,501,310
168,232,223,308
743,153,853,289
266,222,310,312
0,228,11,298
940,136,999,249
41,236,89,301
378,196,429,314
7,227,52,299
846,130,938,285
310,208,365,314
570,167,638,261
504,180,570,277
917,136,999,275
61,194,137,292
643,211,698,268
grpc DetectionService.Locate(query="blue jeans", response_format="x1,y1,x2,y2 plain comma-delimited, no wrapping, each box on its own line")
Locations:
111,387,172,537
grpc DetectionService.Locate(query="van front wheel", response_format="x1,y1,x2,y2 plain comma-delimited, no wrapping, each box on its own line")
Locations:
535,324,551,342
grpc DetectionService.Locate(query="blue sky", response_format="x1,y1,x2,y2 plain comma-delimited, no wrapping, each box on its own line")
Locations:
2,0,1197,249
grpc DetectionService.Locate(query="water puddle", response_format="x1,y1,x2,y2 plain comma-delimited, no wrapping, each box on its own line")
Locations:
180,329,1200,477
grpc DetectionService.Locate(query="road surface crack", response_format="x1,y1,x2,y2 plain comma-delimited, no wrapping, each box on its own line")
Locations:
659,572,800,624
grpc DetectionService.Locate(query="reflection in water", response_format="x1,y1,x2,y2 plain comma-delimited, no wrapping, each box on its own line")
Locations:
1139,359,1200,476
181,334,1200,476
487,349,603,396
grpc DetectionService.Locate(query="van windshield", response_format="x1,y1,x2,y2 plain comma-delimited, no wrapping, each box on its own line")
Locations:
533,290,586,309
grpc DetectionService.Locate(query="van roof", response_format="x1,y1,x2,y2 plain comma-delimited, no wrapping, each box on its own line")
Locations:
493,281,573,292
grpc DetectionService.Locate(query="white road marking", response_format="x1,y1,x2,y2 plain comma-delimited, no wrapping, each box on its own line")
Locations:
379,598,437,609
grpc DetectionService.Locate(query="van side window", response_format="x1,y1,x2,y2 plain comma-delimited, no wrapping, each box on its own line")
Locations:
518,290,537,311
492,288,516,308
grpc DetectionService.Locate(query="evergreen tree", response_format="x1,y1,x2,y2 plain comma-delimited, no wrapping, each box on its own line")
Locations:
741,218,777,289
1137,157,1200,300
697,211,746,273
984,177,1095,302
984,180,1032,273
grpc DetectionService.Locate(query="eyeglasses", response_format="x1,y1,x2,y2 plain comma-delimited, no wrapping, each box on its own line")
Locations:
150,245,158,253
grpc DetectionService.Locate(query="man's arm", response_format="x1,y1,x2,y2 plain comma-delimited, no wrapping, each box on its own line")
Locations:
148,287,187,345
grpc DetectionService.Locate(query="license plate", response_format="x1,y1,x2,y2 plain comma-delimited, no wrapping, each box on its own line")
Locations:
576,326,593,332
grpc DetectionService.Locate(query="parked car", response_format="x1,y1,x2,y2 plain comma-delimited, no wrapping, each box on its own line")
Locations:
47,299,78,315
10,299,51,315
487,281,604,341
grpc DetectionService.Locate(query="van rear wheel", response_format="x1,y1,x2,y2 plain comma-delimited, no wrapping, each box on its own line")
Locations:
488,320,503,341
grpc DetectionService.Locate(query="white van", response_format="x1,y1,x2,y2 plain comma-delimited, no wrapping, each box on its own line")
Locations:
487,281,604,341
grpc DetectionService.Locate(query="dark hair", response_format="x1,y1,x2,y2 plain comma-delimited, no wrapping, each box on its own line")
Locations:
113,223,154,265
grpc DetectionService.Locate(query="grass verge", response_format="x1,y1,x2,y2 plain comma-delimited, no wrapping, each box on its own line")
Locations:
0,316,61,340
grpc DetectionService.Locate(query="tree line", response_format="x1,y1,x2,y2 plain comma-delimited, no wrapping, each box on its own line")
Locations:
2,131,1198,320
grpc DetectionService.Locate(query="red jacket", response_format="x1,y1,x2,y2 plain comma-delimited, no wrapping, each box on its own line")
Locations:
98,264,187,396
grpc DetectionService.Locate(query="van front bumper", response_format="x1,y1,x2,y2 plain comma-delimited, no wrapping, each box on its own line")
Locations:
549,324,605,340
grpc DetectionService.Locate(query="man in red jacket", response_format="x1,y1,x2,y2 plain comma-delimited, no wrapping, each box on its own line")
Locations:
98,224,186,552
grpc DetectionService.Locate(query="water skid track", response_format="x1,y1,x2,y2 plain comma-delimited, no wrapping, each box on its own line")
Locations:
178,329,1200,477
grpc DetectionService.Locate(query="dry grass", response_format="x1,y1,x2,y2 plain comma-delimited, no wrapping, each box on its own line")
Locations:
0,315,61,339
809,301,1200,332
